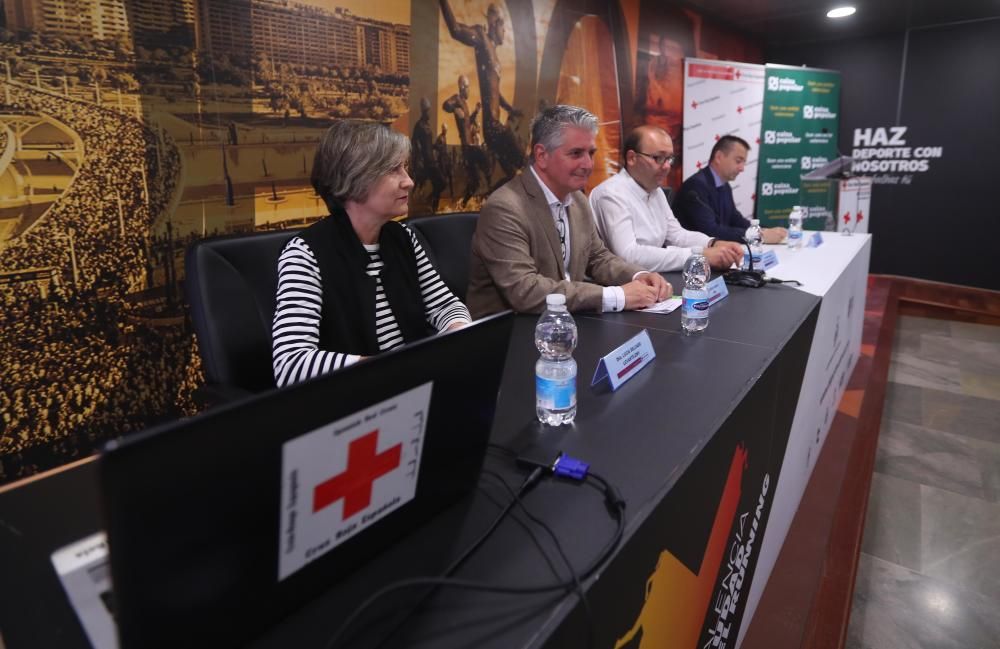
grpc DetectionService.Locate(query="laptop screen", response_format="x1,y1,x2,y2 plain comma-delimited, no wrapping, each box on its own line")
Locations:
99,311,513,649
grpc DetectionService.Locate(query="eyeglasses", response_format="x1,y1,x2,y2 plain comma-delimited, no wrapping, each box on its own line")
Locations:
634,151,676,167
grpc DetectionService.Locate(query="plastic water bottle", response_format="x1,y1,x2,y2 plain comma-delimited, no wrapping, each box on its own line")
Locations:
535,294,578,425
681,247,711,335
745,219,763,254
787,206,804,251
743,219,763,270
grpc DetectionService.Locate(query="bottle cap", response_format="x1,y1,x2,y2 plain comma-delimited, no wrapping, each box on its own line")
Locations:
546,293,567,307
751,219,760,225
691,246,704,254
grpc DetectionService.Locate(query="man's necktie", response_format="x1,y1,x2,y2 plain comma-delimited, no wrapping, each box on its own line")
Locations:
555,205,568,268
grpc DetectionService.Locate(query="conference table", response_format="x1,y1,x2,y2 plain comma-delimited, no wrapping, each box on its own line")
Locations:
0,234,870,649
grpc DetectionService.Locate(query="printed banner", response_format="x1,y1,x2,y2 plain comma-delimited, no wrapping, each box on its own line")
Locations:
756,65,841,227
682,58,766,217
799,176,873,233
836,177,872,234
278,382,432,581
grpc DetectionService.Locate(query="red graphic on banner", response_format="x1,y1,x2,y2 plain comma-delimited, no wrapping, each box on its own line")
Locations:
689,63,736,81
856,210,864,223
714,134,720,141
735,69,742,80
751,192,756,201
312,430,402,520
691,100,699,109
614,444,749,649
696,161,703,169
843,212,852,224
755,136,761,145
737,105,743,114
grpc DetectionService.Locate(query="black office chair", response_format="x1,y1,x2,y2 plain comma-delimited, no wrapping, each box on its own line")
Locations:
662,186,675,207
184,229,299,402
406,212,479,302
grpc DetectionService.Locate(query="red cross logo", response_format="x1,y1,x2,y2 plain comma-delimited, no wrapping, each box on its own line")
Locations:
714,134,720,141
755,137,761,145
691,100,699,109
751,192,756,201
312,430,401,520
735,69,742,79
696,160,703,169
737,105,743,114
856,210,864,222
843,212,852,224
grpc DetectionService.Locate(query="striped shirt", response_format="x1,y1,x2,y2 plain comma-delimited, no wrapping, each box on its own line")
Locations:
272,225,471,387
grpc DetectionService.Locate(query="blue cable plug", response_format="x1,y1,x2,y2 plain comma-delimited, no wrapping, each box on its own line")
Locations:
552,453,589,480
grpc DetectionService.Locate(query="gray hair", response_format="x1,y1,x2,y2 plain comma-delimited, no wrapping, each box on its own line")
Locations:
311,120,411,210
529,105,598,162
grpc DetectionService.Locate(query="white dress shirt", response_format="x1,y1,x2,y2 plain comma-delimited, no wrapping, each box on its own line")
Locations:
590,169,711,272
529,166,626,311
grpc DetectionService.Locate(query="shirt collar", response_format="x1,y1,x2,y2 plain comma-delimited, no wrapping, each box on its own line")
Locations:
709,166,726,188
620,168,660,202
530,165,571,208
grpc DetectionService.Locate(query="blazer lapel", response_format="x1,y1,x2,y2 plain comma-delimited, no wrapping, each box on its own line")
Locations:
565,200,586,281
520,170,566,279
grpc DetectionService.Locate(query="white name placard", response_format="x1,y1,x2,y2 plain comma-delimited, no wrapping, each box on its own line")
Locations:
743,249,780,271
705,276,730,306
591,329,656,391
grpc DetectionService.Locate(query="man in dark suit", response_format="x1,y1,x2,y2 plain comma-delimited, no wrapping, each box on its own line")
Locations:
467,105,671,318
674,135,787,243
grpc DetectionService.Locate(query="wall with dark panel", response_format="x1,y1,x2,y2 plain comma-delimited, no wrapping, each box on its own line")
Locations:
769,19,1000,290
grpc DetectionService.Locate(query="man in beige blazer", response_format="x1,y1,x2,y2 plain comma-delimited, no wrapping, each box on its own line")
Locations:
467,105,672,318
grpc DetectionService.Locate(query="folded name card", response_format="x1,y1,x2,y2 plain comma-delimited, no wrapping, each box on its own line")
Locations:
807,231,824,248
591,329,656,391
742,249,779,271
705,276,729,306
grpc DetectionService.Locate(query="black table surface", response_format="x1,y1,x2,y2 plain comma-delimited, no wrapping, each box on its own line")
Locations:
0,277,820,649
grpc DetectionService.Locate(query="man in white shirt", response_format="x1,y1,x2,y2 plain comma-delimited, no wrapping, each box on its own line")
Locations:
590,125,743,272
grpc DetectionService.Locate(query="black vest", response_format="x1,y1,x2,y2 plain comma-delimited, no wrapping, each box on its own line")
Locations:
298,212,435,356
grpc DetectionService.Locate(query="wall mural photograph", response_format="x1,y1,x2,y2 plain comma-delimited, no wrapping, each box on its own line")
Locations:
0,0,415,481
0,0,757,484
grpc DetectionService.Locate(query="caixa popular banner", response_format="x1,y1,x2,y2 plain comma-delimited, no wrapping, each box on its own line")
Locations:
756,65,841,228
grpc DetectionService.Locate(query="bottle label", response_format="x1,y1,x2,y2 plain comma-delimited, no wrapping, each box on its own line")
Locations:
536,375,576,410
789,229,803,240
682,297,709,318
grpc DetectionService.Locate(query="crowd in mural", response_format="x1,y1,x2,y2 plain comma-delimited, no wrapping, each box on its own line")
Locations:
0,283,199,477
0,82,196,481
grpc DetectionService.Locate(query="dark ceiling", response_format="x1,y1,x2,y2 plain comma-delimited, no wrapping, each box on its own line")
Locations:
682,0,1000,46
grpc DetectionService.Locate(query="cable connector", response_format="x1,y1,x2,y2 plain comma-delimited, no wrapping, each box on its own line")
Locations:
515,450,590,481
552,453,589,481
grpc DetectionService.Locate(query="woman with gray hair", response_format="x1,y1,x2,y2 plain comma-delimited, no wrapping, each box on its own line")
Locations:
271,120,471,388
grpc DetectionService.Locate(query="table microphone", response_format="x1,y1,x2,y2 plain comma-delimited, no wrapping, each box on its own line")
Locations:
681,190,765,287
723,238,767,288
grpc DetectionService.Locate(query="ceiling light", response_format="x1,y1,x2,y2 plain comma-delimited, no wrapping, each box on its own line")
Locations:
827,6,857,18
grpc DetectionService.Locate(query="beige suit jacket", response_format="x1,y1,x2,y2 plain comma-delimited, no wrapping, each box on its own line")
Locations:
467,169,643,318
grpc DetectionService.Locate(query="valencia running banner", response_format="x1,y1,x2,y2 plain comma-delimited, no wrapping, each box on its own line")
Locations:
756,65,841,228
682,59,766,218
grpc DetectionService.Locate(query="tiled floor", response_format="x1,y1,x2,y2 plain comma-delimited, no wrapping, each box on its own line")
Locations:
847,316,1000,649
